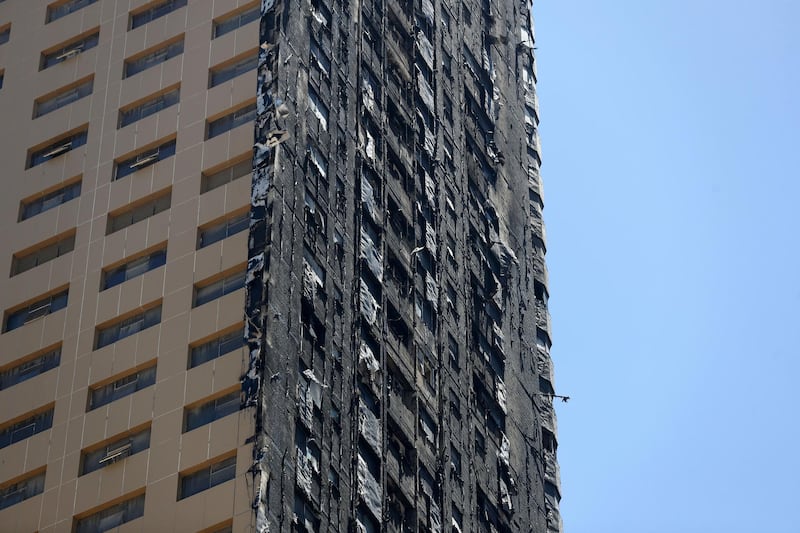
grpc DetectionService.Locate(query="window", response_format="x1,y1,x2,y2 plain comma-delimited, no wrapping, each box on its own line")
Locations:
0,405,54,450
207,102,256,138
40,29,99,70
0,469,45,511
307,87,328,130
209,52,257,88
95,304,161,349
119,85,179,128
448,334,460,371
201,155,251,193
27,127,88,168
442,49,453,79
114,138,176,180
123,36,184,78
74,492,145,533
183,390,241,432
81,426,151,475
129,0,188,30
0,345,61,391
11,231,76,276
87,364,156,411
179,454,236,499
4,288,68,332
102,247,167,290
0,69,4,90
197,210,249,249
46,0,98,23
450,444,462,478
213,3,259,38
19,178,81,222
189,327,244,369
33,76,94,118
307,141,328,178
0,24,10,45
193,269,245,307
309,36,330,76
106,189,171,234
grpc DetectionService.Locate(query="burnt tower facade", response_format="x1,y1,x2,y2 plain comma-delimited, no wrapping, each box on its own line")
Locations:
245,0,561,530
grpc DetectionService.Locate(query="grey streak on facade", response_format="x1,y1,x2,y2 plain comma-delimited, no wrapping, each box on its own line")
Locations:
244,0,561,530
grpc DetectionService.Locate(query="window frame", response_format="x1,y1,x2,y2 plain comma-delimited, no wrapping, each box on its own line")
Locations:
95,303,162,349
183,389,241,433
87,363,157,411
197,209,249,249
27,126,89,169
123,35,184,78
11,230,76,276
101,245,167,290
0,405,55,450
46,0,98,23
188,326,244,369
18,178,81,222
0,344,61,391
200,154,252,193
106,188,171,234
0,468,46,511
40,28,99,70
193,267,246,308
114,138,176,181
212,2,259,39
208,51,258,88
3,288,69,333
80,425,151,475
206,101,257,139
178,453,237,500
129,0,188,30
118,84,180,128
74,492,145,533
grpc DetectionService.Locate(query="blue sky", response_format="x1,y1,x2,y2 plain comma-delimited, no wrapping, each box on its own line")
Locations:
535,1,800,531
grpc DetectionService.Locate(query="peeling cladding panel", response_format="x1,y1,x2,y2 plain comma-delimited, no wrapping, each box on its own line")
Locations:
360,232,383,281
358,400,382,455
357,456,382,519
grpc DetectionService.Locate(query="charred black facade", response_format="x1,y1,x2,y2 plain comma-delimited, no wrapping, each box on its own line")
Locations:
243,0,560,530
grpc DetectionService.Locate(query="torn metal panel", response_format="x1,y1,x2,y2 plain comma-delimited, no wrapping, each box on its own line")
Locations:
358,400,382,456
498,433,511,469
423,171,436,207
357,456,383,519
425,272,438,310
361,76,377,115
500,478,513,512
296,447,314,498
425,222,437,254
308,143,328,177
429,500,442,533
360,177,380,222
420,0,434,24
360,232,383,281
415,66,435,112
495,379,507,414
359,284,379,325
359,343,380,379
302,260,323,299
416,30,434,70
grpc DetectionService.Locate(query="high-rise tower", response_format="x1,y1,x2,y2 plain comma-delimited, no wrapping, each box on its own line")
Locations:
0,1,559,532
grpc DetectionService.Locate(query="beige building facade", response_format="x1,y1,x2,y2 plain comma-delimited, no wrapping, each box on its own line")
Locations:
0,1,261,531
